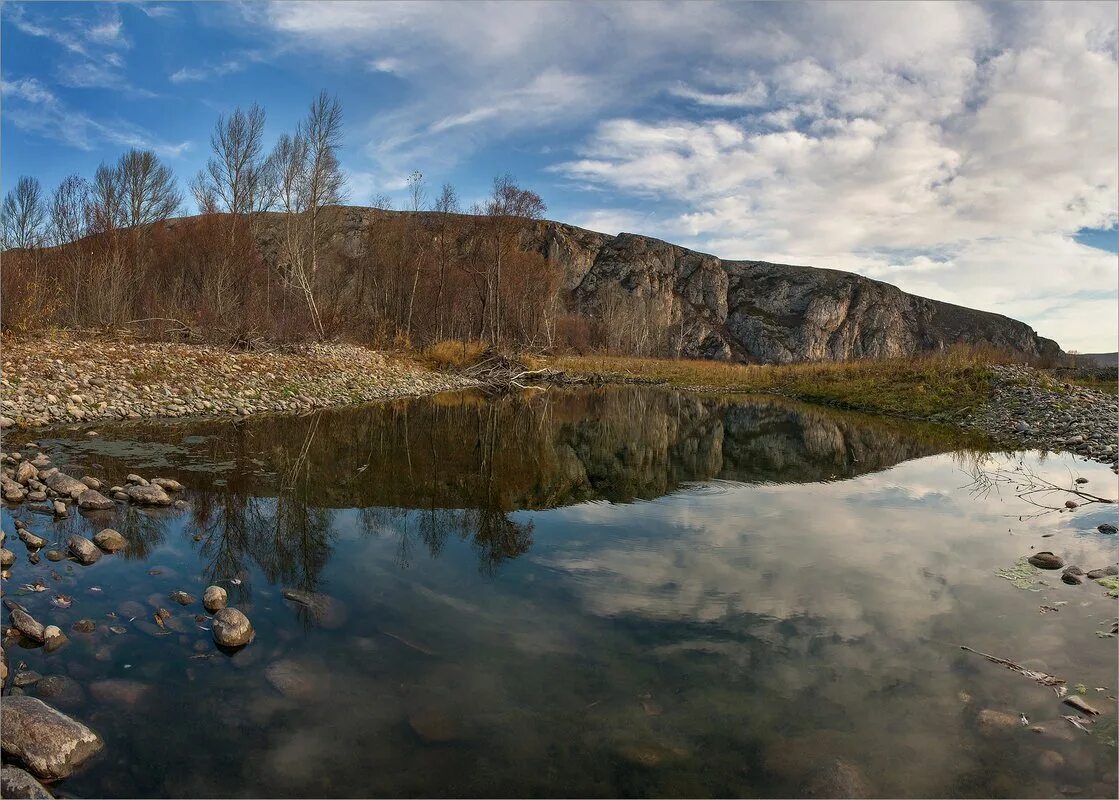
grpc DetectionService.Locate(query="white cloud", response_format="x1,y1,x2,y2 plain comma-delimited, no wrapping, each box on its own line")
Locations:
549,2,1119,350
170,60,246,84
1,77,189,158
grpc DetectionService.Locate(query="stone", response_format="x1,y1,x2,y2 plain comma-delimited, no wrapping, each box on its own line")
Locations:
264,659,318,699
34,675,85,708
0,696,104,781
45,551,65,562
977,708,1021,735
169,591,196,606
80,476,101,490
76,489,113,511
66,534,101,565
151,477,183,492
13,670,43,688
203,585,227,613
803,758,871,798
1028,552,1065,570
1086,566,1119,579
51,501,66,517
124,483,171,506
89,678,151,708
124,474,148,485
92,529,126,552
14,462,37,484
117,600,147,619
1,548,14,568
407,708,459,743
17,530,46,549
0,766,53,799
1098,523,1117,535
211,607,254,648
71,619,97,634
42,626,65,648
1038,750,1066,772
10,609,45,643
282,588,347,629
1064,500,1078,509
42,471,86,500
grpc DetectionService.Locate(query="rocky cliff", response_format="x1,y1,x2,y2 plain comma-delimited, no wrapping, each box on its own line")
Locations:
519,219,1061,363
251,207,1061,363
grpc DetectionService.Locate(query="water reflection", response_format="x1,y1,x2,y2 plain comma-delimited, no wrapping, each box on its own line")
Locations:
40,388,971,589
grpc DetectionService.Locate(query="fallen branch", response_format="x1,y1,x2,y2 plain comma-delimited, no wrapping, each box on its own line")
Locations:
960,645,1066,686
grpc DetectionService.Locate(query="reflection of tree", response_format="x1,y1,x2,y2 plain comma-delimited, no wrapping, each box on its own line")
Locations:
190,414,335,596
113,504,175,560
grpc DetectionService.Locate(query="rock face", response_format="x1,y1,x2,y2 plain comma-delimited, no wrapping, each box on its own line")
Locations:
257,208,1061,364
0,696,104,781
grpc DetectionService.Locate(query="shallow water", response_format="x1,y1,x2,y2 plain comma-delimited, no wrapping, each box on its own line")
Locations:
3,387,1117,798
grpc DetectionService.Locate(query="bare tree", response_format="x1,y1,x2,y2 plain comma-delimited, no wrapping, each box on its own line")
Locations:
482,174,545,342
432,183,459,339
48,175,90,246
117,149,182,228
1,176,47,250
406,170,427,213
303,91,346,278
87,163,125,233
192,104,274,215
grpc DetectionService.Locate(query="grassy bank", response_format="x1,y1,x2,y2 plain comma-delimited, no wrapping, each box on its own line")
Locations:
528,348,1004,419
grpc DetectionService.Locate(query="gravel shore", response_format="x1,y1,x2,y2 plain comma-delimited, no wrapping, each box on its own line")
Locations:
962,364,1118,467
0,335,475,429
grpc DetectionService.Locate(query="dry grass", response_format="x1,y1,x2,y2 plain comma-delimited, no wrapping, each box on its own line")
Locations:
530,346,1011,418
421,339,490,370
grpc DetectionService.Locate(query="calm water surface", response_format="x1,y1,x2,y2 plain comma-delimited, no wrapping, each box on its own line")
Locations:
3,388,1117,798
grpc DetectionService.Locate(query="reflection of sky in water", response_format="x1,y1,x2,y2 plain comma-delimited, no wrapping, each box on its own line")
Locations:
5,391,1118,798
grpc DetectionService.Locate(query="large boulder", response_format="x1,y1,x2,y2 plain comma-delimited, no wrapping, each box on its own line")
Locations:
0,765,53,799
211,608,254,648
203,585,227,613
76,489,113,511
0,696,104,781
124,483,171,506
66,534,102,565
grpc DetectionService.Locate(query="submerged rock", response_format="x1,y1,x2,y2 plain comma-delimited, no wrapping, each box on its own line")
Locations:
71,619,97,634
92,529,126,553
211,608,254,648
264,659,318,699
67,535,101,565
34,675,86,709
977,708,1021,735
17,530,46,549
0,696,103,781
203,585,227,613
169,591,196,606
803,758,871,798
89,679,151,708
45,551,65,562
0,765,53,799
1028,552,1065,570
282,588,347,629
408,708,459,744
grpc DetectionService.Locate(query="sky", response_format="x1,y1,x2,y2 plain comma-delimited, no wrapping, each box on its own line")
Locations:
2,1,1117,352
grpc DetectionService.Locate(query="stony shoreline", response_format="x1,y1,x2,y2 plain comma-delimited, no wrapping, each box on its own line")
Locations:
0,335,476,430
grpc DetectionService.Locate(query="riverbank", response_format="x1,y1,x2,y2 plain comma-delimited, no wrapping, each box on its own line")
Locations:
0,334,475,429
531,352,1118,466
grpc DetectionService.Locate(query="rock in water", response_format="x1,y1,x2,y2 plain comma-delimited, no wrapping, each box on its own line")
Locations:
264,659,318,699
282,588,347,629
0,696,103,781
1098,523,1118,535
977,708,1021,735
89,679,151,708
211,608,254,648
14,462,38,484
42,471,86,500
0,548,14,568
66,535,101,565
17,530,46,549
1028,551,1064,569
803,758,871,798
169,591,196,606
0,765,53,799
407,708,459,743
124,483,171,506
92,529,126,553
203,585,227,613
76,489,113,511
10,609,45,643
151,477,183,492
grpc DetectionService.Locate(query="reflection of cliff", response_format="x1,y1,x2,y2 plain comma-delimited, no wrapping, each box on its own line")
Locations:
52,387,962,513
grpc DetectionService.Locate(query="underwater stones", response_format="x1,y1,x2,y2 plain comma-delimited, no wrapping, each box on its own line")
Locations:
169,591,196,606
211,608,254,648
76,489,113,511
117,600,146,619
66,535,101,565
89,679,151,708
0,765,54,799
45,550,65,562
281,588,347,629
1028,552,1064,570
92,529,126,552
407,708,459,744
977,709,1021,736
803,758,871,798
70,619,97,634
203,585,227,613
0,696,104,781
33,675,85,709
42,627,66,652
264,659,318,699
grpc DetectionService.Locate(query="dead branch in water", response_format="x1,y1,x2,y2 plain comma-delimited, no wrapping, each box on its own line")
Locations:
960,645,1066,686
961,458,1115,519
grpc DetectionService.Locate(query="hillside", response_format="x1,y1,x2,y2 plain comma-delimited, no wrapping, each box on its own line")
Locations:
247,207,1061,364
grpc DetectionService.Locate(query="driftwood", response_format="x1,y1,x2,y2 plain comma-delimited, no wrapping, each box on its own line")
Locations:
959,645,1066,686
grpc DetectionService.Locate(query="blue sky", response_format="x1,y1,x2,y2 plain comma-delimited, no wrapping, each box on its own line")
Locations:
2,1,1117,351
